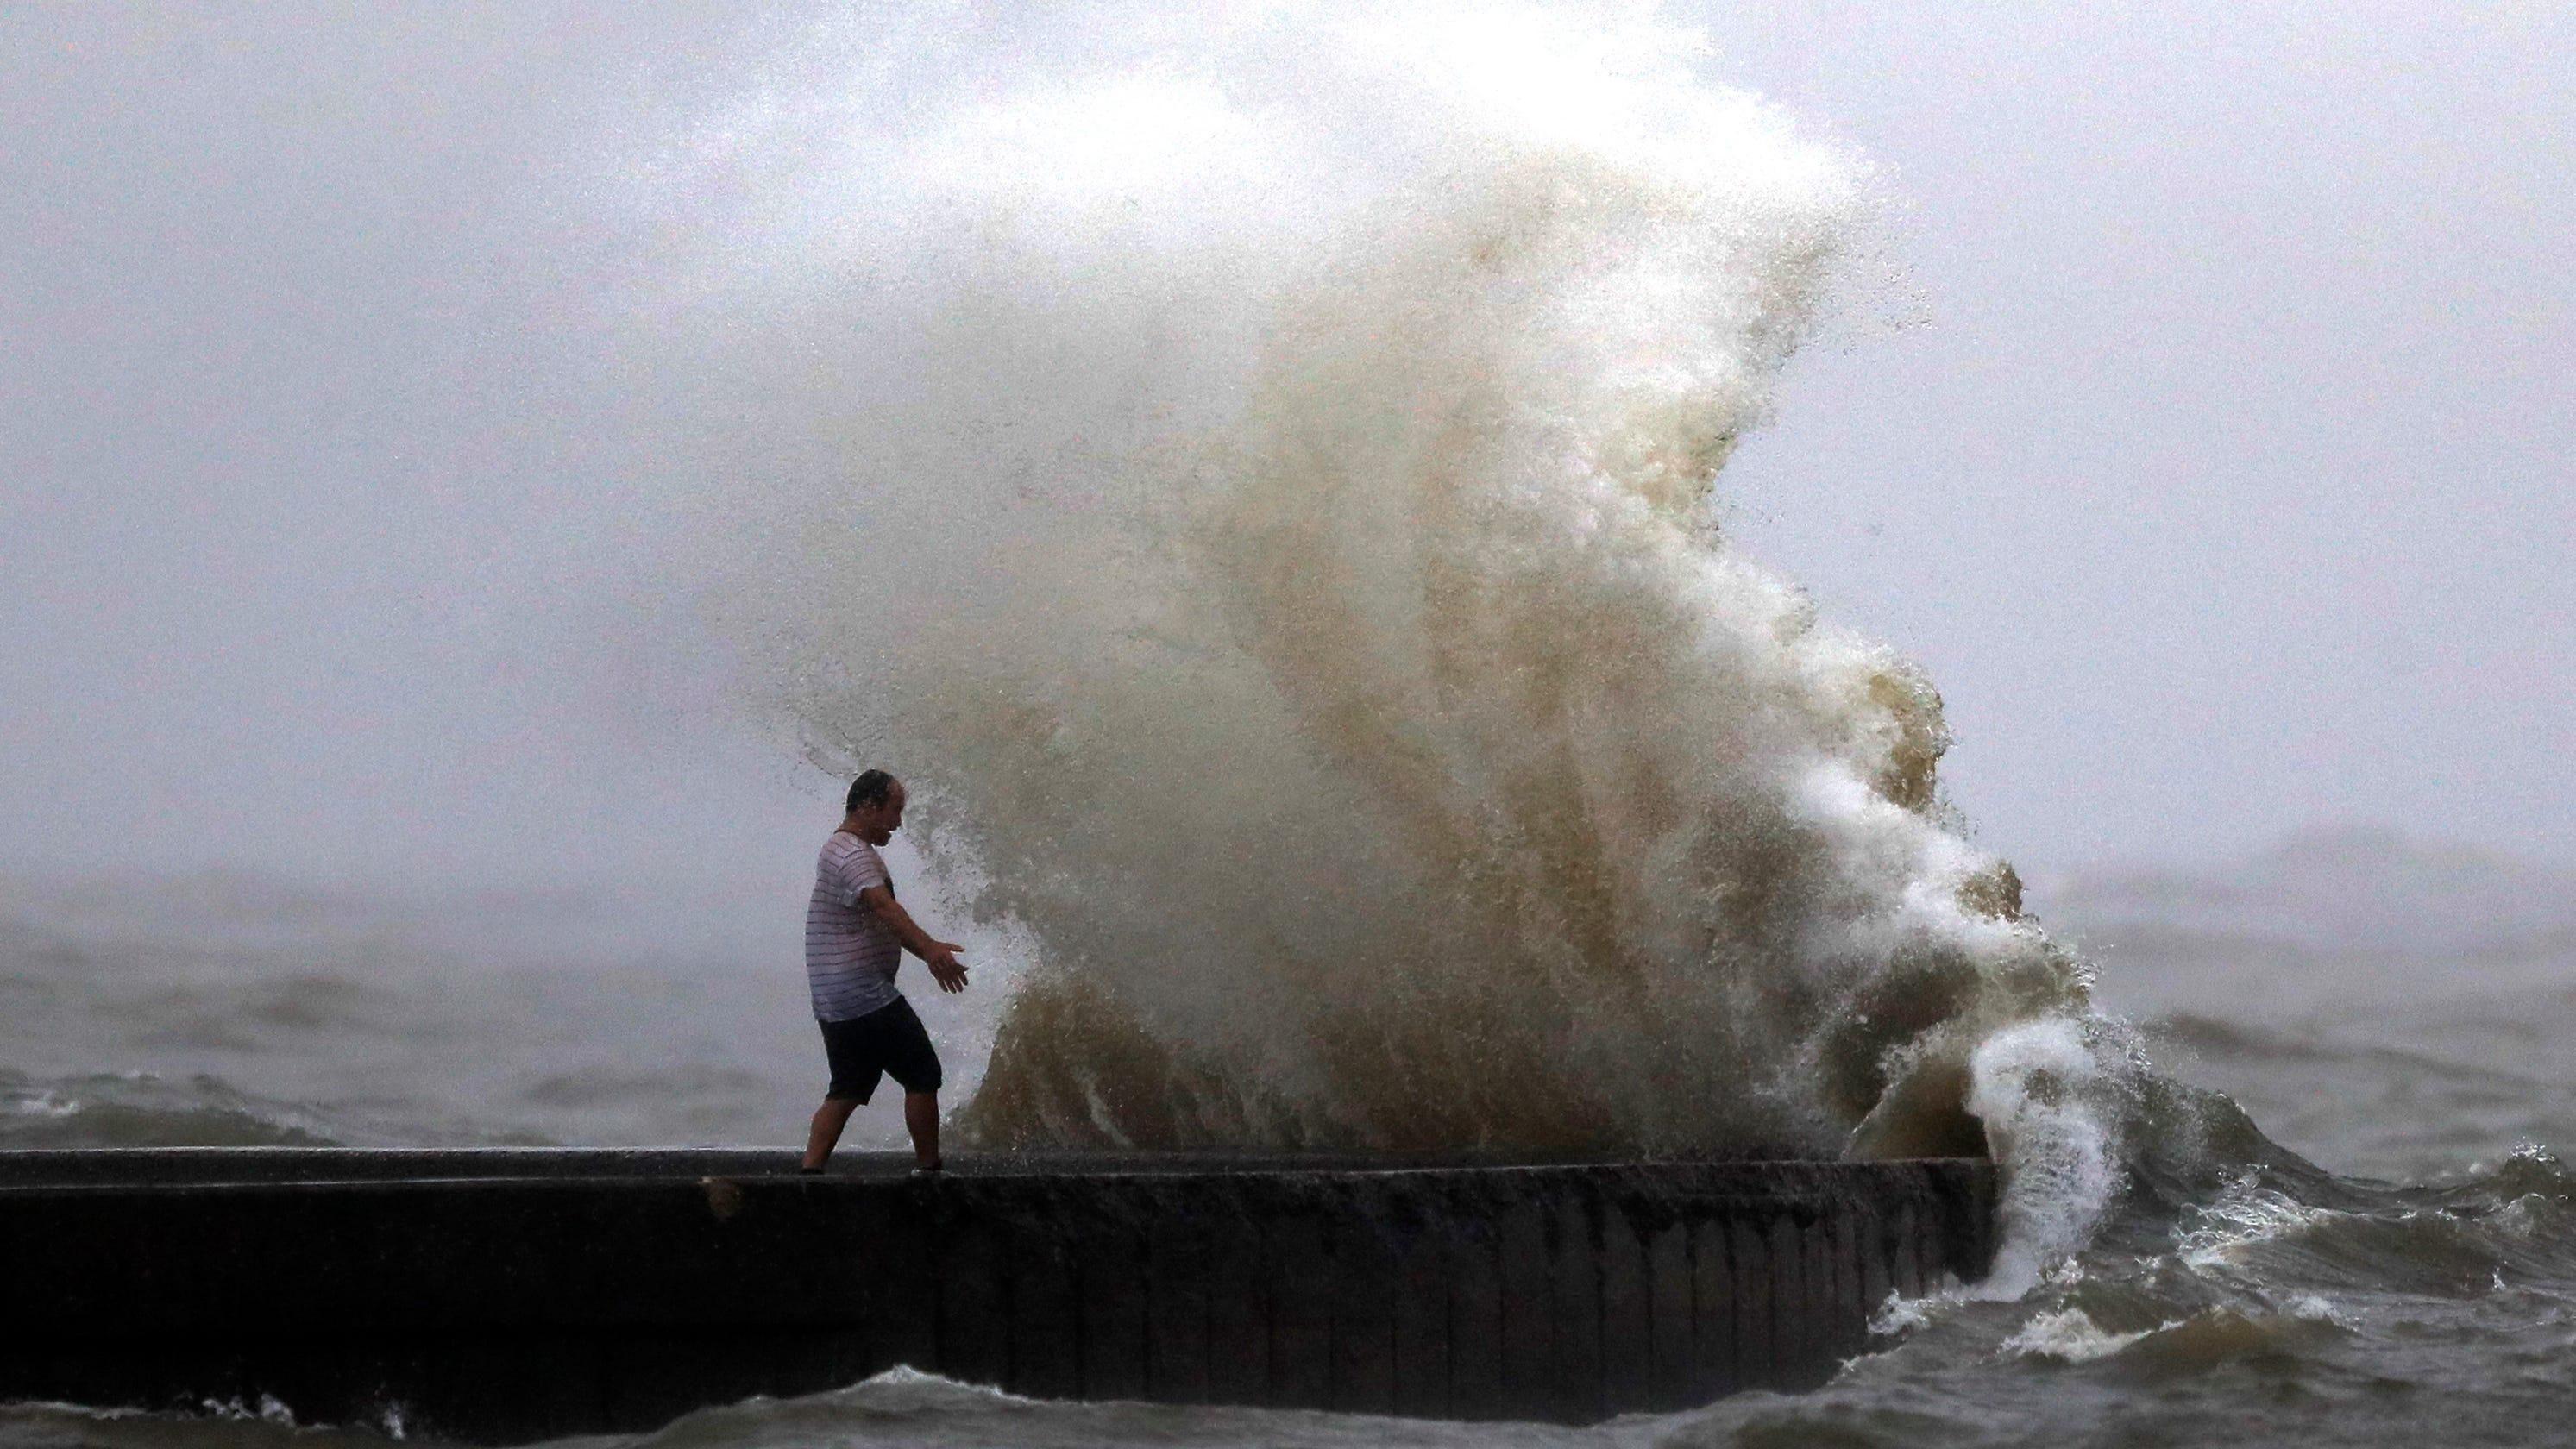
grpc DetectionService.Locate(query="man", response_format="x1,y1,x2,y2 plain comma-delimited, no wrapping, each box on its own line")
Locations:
800,769,968,1175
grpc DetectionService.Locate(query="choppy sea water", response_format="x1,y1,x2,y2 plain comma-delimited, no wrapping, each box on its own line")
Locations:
7,843,2576,1449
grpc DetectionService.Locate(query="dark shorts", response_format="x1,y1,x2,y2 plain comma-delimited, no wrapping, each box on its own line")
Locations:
819,997,943,1102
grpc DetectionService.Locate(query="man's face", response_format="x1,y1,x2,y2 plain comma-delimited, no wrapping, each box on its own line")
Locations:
856,782,907,845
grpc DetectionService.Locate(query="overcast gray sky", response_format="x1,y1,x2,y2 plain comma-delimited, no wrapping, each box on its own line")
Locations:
3,2,2568,894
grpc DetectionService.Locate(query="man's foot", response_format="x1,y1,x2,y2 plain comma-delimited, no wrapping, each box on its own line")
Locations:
910,1159,944,1178
798,1165,824,1176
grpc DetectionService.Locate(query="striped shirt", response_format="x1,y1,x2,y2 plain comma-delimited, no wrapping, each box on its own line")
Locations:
805,832,903,1022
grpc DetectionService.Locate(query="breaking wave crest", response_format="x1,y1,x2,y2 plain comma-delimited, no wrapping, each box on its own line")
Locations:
659,4,2136,1282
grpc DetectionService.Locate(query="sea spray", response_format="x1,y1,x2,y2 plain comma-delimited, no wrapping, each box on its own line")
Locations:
659,3,2120,1276
1963,1019,2130,1295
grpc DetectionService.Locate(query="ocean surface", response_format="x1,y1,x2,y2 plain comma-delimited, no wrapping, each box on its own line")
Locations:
7,830,2576,1448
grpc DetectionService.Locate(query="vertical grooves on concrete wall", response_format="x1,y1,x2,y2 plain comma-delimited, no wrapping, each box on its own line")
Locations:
1496,1197,1547,1419
1388,1192,1448,1417
1599,1195,1649,1413
1556,1193,1602,1418
1442,1220,1463,1421
1448,1201,1502,1414
0,1156,1996,1439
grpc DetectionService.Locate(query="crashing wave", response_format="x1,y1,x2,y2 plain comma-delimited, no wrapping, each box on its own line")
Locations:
662,3,2135,1283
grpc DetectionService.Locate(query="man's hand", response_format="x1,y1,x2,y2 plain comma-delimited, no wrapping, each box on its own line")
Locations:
926,943,969,994
864,884,971,992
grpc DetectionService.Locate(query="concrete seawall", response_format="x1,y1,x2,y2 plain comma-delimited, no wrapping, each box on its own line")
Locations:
0,1150,1995,1441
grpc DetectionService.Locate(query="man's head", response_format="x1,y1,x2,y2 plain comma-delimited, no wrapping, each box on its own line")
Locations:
843,770,906,844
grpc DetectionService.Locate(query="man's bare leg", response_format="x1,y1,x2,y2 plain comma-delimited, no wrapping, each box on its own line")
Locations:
802,1097,859,1171
904,1091,941,1171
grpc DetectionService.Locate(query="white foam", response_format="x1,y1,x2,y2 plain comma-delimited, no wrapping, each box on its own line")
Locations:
1967,1019,2128,1297
6,1091,78,1119
2000,1307,2158,1364
2178,1179,2330,1269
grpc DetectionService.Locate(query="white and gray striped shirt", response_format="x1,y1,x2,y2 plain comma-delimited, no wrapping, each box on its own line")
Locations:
805,832,903,1022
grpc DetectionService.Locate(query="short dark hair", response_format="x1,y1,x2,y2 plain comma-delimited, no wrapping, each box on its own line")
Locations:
846,770,898,813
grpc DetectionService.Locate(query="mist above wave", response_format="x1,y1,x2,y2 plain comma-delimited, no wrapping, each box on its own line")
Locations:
642,4,2133,1268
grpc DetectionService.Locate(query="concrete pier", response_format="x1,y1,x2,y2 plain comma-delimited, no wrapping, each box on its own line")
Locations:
0,1150,1994,1441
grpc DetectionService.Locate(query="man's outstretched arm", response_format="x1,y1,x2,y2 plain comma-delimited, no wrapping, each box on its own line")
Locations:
859,885,969,993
